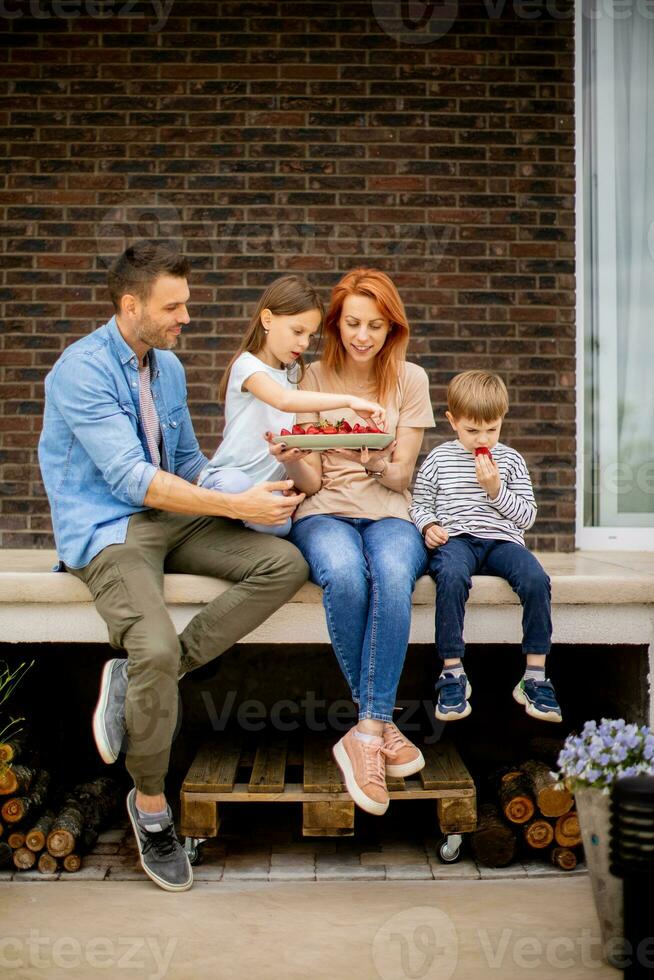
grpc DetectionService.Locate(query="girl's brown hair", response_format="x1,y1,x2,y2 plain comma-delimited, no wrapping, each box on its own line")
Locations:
219,275,324,401
322,268,409,404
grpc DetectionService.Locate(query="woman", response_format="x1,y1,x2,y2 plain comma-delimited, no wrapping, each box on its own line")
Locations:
266,269,435,816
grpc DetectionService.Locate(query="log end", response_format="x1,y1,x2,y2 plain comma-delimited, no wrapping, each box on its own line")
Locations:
46,829,75,858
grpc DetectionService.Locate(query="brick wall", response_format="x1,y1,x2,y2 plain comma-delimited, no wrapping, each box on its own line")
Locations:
0,0,575,552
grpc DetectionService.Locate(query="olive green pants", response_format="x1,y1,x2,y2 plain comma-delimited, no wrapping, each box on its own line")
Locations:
68,511,308,795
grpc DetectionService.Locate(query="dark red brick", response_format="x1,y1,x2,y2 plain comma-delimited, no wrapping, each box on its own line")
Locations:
0,3,576,552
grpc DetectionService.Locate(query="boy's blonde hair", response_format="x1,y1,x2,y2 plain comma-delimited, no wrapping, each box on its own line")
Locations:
447,370,509,423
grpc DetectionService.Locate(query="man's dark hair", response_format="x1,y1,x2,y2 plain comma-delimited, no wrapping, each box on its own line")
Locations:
107,240,191,311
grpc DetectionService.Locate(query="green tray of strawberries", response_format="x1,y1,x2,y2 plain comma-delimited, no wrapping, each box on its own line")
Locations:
272,420,393,451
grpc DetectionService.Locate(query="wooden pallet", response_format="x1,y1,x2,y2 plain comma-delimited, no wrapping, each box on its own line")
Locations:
180,732,477,840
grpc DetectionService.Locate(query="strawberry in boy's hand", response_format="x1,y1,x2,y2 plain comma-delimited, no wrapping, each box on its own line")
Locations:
474,446,500,499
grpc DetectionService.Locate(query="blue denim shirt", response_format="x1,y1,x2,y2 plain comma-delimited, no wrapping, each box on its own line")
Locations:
38,316,208,569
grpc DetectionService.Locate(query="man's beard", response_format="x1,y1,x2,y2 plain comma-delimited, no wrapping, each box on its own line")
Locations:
136,311,178,351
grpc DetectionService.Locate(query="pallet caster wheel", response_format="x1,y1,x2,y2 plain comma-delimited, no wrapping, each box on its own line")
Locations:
438,834,463,863
184,837,204,866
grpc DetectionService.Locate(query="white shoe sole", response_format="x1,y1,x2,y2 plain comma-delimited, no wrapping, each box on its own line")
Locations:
332,739,389,816
512,684,562,723
435,681,472,722
386,751,426,778
92,659,122,765
126,792,193,893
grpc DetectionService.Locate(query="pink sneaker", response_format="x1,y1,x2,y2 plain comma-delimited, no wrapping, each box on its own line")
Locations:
383,722,425,778
332,728,390,816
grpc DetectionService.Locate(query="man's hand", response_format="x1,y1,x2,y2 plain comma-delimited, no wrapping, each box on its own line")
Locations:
144,470,303,522
423,523,449,549
233,480,305,525
475,453,501,499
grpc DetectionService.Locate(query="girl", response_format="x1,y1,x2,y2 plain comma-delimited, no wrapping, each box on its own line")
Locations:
198,275,385,536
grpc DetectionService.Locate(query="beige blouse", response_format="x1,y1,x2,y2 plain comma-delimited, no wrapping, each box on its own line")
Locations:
292,360,435,524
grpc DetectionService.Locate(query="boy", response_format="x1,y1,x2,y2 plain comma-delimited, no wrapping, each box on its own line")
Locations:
409,370,561,724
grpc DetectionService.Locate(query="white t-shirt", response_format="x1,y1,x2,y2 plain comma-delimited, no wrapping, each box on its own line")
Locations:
203,351,297,485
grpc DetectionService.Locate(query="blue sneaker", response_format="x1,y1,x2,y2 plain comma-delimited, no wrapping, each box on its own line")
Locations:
435,672,472,721
513,677,562,723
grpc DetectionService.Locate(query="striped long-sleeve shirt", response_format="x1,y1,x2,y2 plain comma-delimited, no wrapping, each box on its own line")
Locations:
409,439,537,546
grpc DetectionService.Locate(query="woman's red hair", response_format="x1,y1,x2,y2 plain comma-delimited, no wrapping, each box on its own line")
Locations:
322,268,409,404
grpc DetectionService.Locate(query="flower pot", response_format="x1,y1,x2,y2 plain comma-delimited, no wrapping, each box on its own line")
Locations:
575,786,624,967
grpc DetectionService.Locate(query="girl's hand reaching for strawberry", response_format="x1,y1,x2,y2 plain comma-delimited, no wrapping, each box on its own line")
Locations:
348,396,386,430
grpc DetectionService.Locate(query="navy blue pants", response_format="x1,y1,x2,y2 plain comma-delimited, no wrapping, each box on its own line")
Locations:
427,534,552,661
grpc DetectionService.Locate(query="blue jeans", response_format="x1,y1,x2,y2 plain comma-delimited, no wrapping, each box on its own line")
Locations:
428,534,552,660
289,515,429,722
199,466,292,538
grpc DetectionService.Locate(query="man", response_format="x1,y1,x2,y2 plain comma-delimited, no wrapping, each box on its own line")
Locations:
38,240,308,892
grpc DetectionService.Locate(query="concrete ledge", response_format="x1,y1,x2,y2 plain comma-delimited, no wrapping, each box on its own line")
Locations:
0,549,653,650
2,548,652,726
2,549,654,606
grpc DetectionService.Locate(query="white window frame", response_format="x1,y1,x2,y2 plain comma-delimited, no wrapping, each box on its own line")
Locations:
575,1,654,550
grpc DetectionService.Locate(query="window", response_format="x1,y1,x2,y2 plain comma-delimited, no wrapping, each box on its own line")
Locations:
577,0,654,548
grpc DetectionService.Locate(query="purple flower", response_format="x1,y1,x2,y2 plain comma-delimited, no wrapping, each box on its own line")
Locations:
557,718,654,788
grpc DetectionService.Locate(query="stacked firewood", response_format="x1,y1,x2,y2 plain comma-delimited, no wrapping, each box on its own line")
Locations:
0,737,119,875
472,737,582,871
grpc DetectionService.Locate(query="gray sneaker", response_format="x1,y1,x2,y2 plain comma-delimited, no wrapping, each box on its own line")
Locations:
92,658,128,764
126,789,193,892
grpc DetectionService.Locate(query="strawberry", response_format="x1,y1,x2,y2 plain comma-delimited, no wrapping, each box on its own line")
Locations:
292,424,306,435
321,425,338,434
336,419,352,433
365,423,381,433
475,447,493,459
280,428,291,436
352,423,365,433
305,425,322,434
